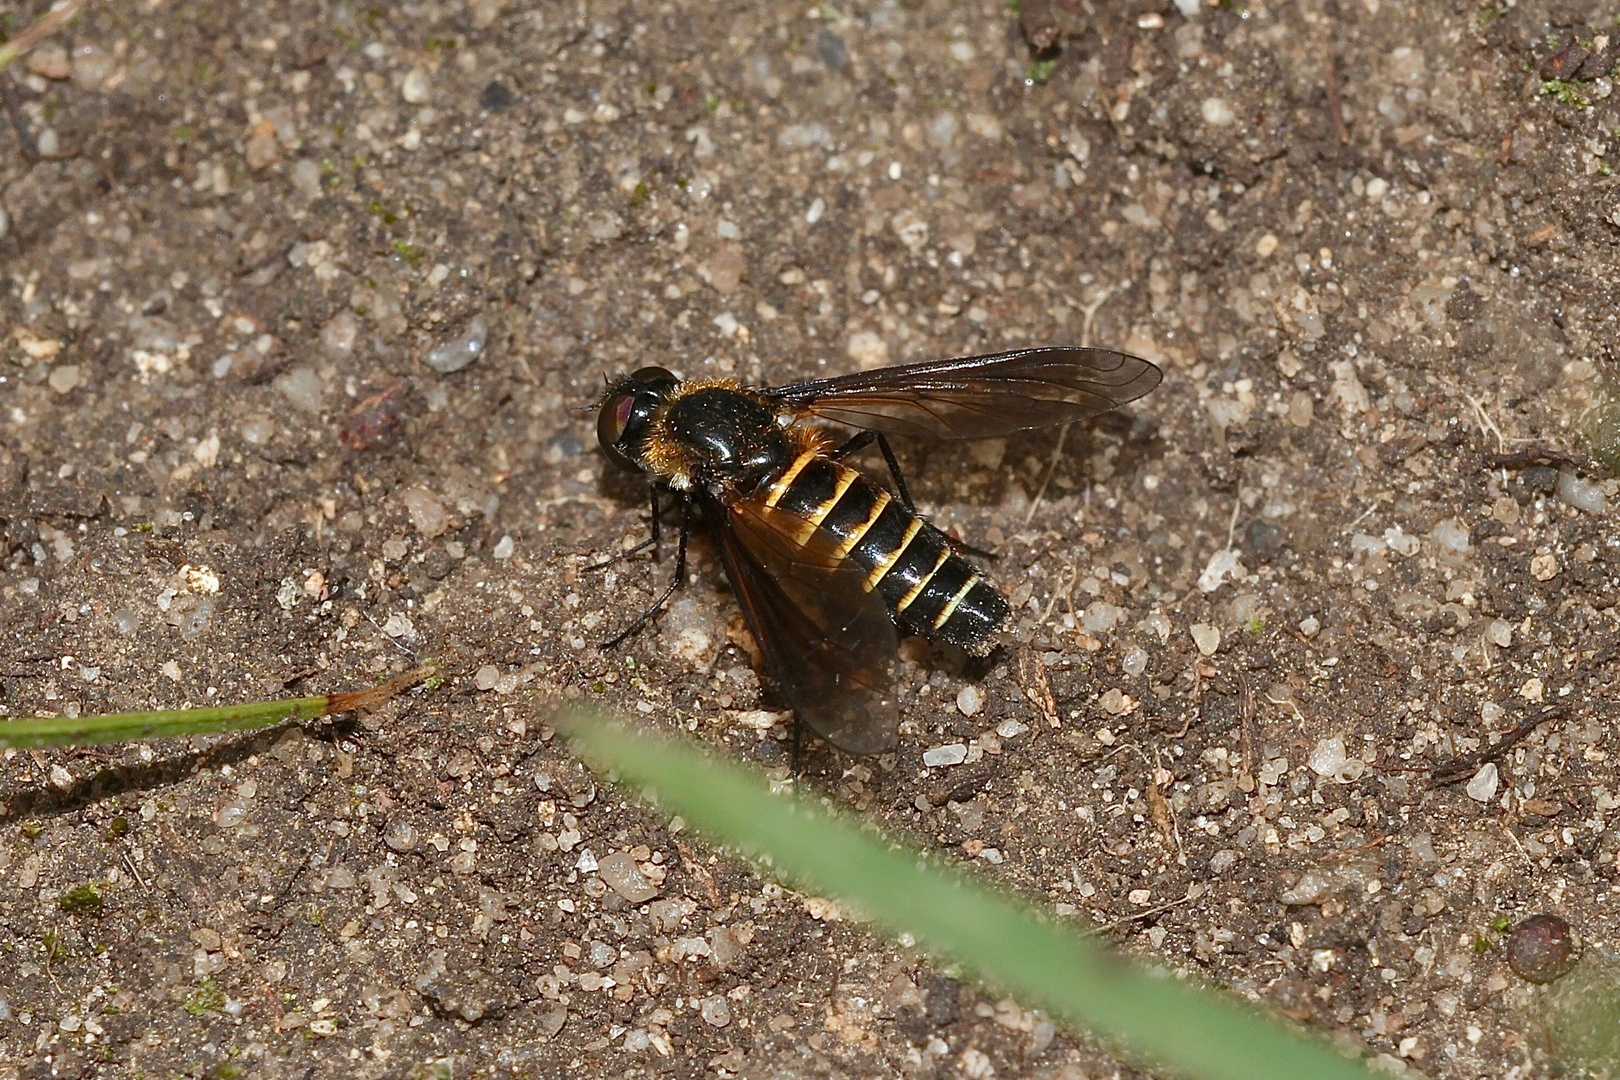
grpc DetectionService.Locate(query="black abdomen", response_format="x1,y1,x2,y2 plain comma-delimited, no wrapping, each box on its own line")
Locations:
764,453,1008,648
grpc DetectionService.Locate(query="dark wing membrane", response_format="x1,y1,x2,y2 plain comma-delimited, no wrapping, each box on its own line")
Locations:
700,492,900,755
771,346,1161,440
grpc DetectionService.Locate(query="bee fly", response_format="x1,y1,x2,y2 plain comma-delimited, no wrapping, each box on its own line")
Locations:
591,347,1161,756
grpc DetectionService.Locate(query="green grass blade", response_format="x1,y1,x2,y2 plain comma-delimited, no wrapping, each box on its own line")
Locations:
0,697,332,749
0,664,435,750
558,711,1378,1080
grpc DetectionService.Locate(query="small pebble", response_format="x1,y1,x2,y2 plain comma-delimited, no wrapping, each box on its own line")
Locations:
1428,518,1471,552
272,366,324,412
290,159,323,199
492,535,515,560
72,44,113,86
1465,762,1499,803
1246,519,1284,554
424,317,489,374
1197,548,1244,592
926,110,959,151
401,486,451,537
597,852,660,903
956,686,984,717
384,820,418,852
1556,470,1608,514
402,67,432,105
178,598,216,640
474,665,500,691
321,312,359,357
1530,553,1559,582
1298,614,1321,638
1506,914,1581,984
923,743,968,767
700,995,733,1028
1189,623,1220,656
244,121,280,169
1255,233,1279,258
1200,98,1235,126
703,246,744,292
1121,647,1148,677
47,365,81,394
663,595,719,666
1486,619,1513,648
26,42,72,80
1279,870,1331,906
1082,601,1123,633
846,331,889,369
1308,736,1350,778
1539,42,1590,80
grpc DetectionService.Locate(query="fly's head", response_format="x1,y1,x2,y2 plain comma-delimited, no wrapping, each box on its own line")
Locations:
596,366,679,475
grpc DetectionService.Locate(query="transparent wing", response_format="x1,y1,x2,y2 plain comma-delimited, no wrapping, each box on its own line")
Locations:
771,346,1161,440
701,492,900,755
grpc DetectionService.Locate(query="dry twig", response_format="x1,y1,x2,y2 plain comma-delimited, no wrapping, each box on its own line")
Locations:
1429,708,1559,787
0,0,94,73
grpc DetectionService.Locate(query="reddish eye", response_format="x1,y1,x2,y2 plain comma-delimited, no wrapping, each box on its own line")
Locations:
597,388,640,470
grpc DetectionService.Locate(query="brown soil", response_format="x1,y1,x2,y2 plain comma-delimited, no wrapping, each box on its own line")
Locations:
1,0,1618,1077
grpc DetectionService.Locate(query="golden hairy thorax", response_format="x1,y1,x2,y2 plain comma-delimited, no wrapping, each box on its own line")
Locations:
637,378,833,492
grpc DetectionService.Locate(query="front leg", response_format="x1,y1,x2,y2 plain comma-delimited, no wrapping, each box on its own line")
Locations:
598,496,692,648
583,485,664,572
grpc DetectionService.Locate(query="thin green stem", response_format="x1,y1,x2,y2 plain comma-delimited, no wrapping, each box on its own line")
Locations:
0,696,330,749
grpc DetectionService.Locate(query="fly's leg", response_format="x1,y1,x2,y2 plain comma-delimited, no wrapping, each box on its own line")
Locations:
583,487,662,572
830,431,917,511
598,498,691,648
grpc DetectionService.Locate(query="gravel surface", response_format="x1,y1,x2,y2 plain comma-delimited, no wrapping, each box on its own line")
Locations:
2,0,1619,1077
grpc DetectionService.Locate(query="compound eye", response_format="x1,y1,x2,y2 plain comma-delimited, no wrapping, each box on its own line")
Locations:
596,389,639,470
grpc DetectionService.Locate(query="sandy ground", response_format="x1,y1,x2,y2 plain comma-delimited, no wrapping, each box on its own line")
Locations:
1,0,1619,1076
